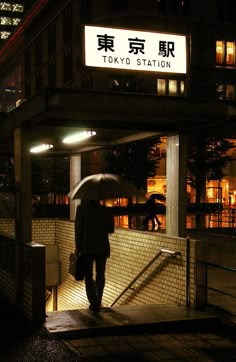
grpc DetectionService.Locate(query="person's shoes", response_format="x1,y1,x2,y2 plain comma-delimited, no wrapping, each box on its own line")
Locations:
89,304,100,312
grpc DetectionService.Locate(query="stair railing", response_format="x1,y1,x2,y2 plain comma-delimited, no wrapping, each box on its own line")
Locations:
109,248,181,307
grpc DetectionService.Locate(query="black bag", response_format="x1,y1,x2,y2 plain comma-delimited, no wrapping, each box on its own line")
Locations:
69,251,85,281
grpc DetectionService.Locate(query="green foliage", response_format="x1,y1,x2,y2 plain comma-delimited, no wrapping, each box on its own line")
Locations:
187,135,235,202
105,137,163,190
31,156,70,197
0,157,14,192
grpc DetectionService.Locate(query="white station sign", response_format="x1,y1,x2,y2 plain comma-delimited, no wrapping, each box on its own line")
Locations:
84,25,187,74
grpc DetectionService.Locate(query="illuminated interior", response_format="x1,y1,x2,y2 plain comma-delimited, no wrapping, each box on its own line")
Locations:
226,41,234,65
157,78,185,96
216,40,235,66
216,40,224,64
0,2,24,40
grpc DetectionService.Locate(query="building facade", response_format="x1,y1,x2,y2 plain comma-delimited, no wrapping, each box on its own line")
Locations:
0,0,236,206
0,0,236,320
0,1,24,43
0,0,236,213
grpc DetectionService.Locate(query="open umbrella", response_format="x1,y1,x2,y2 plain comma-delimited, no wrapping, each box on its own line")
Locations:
69,173,143,200
146,192,166,202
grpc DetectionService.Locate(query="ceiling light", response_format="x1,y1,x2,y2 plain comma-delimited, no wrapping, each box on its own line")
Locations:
30,144,53,153
62,131,96,144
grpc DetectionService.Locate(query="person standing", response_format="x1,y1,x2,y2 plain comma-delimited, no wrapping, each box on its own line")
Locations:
75,199,114,312
143,197,162,230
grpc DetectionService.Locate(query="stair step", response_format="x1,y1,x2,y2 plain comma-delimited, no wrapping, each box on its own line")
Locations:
44,304,220,339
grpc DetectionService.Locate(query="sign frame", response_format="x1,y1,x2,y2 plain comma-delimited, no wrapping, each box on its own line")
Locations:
84,25,187,74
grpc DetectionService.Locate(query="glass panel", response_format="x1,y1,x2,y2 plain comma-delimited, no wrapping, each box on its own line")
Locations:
180,0,189,16
226,84,235,99
226,42,234,65
156,0,167,13
0,2,11,11
169,79,177,96
157,79,166,95
216,83,224,100
12,4,24,12
216,41,224,64
180,80,185,95
0,16,11,25
0,30,10,39
168,0,179,15
112,0,128,11
12,17,21,25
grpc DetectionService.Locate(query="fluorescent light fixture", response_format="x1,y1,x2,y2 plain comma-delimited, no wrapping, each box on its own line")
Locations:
30,144,53,153
63,131,96,144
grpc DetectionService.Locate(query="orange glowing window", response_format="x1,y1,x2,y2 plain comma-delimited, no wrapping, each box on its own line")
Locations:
216,41,224,64
226,42,234,65
216,40,235,66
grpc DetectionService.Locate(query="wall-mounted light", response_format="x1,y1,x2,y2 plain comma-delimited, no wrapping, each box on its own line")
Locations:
62,131,96,144
30,144,53,153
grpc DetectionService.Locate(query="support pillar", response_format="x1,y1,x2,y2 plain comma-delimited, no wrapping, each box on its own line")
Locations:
166,134,188,237
14,127,32,308
70,155,81,221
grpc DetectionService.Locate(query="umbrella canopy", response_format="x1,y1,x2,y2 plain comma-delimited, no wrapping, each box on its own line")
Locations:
69,173,142,200
146,192,166,202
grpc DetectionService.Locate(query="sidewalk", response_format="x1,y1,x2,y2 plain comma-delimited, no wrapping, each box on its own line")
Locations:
65,325,236,361
1,296,236,361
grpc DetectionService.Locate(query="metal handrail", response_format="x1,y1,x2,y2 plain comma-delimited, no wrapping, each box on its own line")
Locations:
109,248,181,307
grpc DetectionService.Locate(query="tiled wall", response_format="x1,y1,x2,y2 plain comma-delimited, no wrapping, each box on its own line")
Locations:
0,219,197,314
0,218,56,244
54,220,196,311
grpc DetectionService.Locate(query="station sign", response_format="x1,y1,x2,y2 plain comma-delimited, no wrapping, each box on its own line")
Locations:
84,25,187,74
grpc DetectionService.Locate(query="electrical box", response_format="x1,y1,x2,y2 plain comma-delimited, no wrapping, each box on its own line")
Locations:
45,244,60,286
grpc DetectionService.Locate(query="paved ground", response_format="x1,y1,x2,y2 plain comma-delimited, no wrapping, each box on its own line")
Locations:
1,295,236,361
65,327,236,361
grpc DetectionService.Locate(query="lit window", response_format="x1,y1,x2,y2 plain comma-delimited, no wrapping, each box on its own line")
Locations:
157,79,166,95
216,40,235,66
12,17,20,25
12,4,24,12
0,2,11,11
226,42,234,65
0,30,10,39
169,80,177,96
226,84,235,99
0,16,11,25
216,41,224,64
180,80,185,95
216,83,224,100
157,79,185,97
216,83,235,100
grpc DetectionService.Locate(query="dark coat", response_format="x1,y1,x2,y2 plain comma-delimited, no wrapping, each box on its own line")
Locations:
75,201,114,257
145,198,156,217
